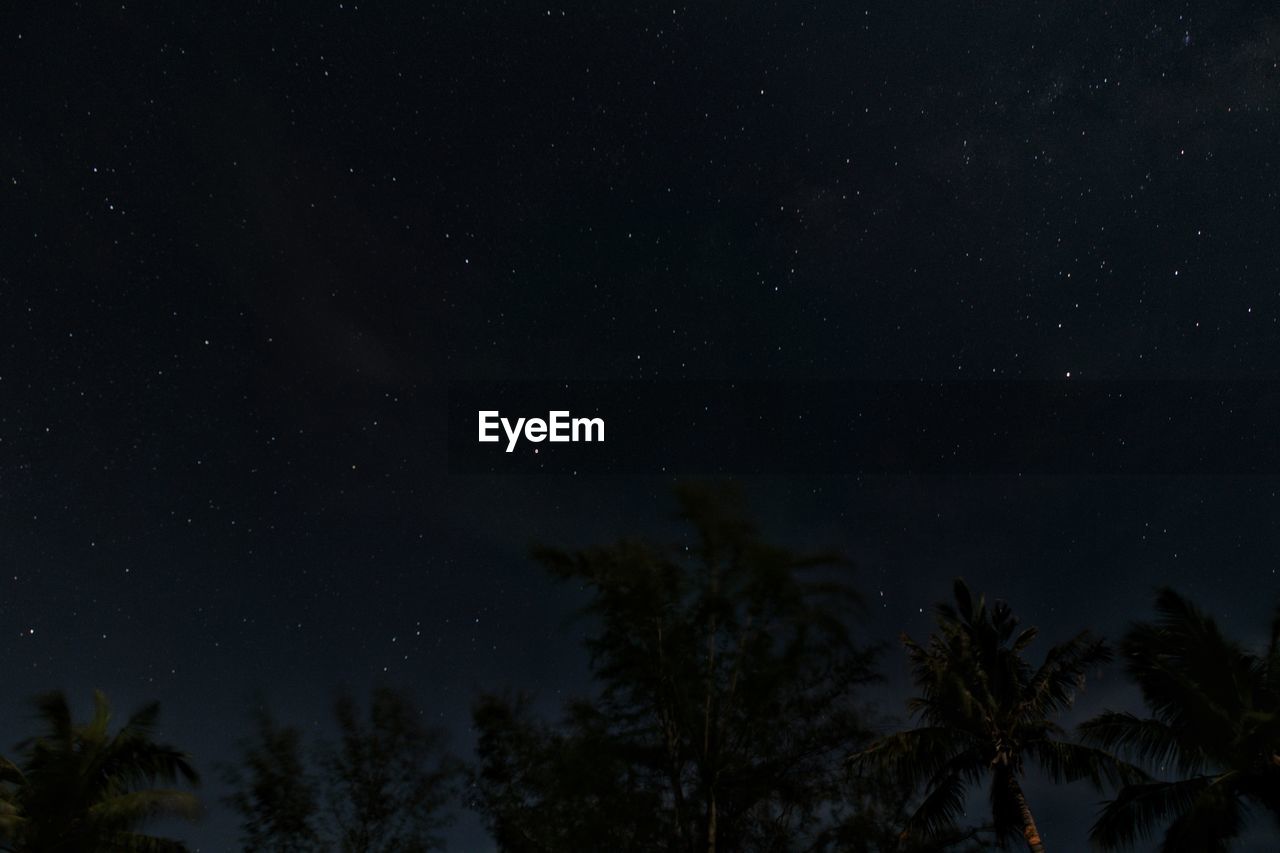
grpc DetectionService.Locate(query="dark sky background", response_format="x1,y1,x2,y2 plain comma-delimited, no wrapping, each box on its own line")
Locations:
3,2,1280,850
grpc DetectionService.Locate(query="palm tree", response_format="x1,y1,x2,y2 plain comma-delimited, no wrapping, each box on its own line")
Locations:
854,579,1141,852
0,690,201,853
1080,588,1280,851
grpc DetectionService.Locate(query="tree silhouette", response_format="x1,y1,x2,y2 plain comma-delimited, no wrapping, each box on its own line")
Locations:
226,686,458,853
0,690,200,853
854,579,1140,852
1081,588,1280,851
820,759,994,853
223,708,319,853
471,690,671,852
470,482,880,852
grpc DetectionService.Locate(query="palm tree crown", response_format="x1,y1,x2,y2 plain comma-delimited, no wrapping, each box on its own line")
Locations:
855,579,1140,852
0,690,201,853
1081,588,1280,851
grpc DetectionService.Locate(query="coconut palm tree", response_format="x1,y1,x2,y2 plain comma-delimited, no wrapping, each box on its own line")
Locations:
854,579,1142,852
1081,588,1280,851
0,690,201,852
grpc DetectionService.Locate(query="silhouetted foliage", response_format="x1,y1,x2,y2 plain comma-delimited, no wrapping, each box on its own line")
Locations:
471,691,671,852
226,687,458,853
1081,588,1280,851
224,708,319,853
854,580,1142,853
0,690,200,853
470,482,881,852
819,761,992,853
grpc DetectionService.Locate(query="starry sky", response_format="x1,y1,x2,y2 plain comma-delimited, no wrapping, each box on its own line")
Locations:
3,2,1280,850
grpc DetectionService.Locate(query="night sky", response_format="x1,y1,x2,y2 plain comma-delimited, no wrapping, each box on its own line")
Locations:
3,2,1280,850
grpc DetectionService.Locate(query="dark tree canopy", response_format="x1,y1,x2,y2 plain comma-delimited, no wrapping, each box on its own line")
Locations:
224,709,319,853
226,687,458,853
854,580,1141,852
0,690,200,853
471,482,881,852
1082,588,1280,852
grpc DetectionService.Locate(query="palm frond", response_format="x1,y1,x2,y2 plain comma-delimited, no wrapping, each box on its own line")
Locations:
88,789,203,825
1021,632,1110,718
1091,775,1213,849
105,831,192,852
1158,775,1243,853
850,727,979,790
902,769,969,841
30,691,73,746
1078,711,1205,777
1031,739,1149,789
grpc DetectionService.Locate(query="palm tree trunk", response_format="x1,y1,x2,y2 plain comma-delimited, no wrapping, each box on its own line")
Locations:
1007,774,1045,853
703,565,719,853
706,791,717,853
